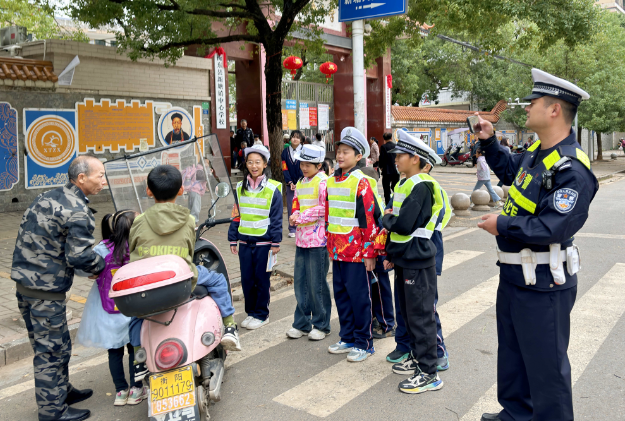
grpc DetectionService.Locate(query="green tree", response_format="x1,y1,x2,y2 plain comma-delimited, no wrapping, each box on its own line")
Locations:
66,0,332,181
0,0,87,41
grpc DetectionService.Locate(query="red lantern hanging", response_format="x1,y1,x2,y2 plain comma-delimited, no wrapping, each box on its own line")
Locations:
319,61,338,83
283,56,303,80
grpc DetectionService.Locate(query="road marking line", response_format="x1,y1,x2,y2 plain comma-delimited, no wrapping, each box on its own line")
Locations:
69,295,87,304
0,354,109,401
442,250,484,272
228,307,339,367
273,276,499,417
460,263,625,420
234,287,296,316
575,233,625,240
443,228,478,242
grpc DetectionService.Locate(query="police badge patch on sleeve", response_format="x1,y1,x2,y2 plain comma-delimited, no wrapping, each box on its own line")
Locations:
554,188,578,213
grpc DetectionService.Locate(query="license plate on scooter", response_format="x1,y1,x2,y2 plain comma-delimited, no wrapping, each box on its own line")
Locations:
150,365,196,416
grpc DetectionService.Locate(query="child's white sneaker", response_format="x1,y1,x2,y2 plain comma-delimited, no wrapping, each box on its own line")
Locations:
241,316,253,328
246,317,269,330
286,328,308,338
308,329,326,341
221,326,241,351
127,385,149,405
114,389,129,406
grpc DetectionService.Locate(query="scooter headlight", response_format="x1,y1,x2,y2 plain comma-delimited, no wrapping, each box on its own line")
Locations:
201,332,215,346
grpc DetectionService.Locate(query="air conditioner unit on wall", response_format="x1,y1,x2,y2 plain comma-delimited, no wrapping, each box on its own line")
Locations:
0,26,28,47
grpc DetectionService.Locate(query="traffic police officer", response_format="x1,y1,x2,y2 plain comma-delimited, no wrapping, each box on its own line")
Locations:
12,155,106,421
474,69,599,421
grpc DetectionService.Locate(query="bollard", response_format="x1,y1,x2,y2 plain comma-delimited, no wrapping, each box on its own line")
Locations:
451,193,471,216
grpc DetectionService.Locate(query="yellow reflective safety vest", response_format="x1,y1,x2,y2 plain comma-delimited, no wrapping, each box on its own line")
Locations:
326,169,383,234
502,141,591,217
295,172,328,227
236,178,282,237
390,174,441,243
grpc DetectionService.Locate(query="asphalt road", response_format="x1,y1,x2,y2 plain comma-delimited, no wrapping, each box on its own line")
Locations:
0,175,623,421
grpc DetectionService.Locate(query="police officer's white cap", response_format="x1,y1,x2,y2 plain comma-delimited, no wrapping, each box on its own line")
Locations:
338,127,370,159
522,68,590,107
244,144,270,161
294,144,325,163
389,130,442,165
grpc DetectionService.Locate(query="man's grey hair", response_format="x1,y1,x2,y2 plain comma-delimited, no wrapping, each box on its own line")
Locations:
68,155,99,181
240,119,247,124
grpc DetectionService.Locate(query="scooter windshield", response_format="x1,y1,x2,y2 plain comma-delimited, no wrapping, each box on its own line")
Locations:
104,134,236,222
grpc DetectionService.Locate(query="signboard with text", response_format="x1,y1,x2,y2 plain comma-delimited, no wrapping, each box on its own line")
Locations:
339,0,407,22
214,55,227,129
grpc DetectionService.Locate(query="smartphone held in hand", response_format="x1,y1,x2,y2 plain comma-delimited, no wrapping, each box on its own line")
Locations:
467,115,480,134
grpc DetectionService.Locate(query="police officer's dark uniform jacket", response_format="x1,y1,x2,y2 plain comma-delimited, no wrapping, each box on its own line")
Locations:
479,68,598,421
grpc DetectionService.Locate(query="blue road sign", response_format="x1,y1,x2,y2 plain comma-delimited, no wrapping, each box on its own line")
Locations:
339,0,407,22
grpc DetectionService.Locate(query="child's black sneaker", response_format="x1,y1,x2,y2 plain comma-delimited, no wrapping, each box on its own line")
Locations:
134,362,148,382
398,371,443,394
372,326,396,339
392,353,418,374
386,348,409,363
221,326,242,351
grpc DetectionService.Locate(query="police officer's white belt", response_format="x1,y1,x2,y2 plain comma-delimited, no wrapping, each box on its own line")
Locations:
328,187,352,197
240,219,271,229
298,188,315,196
328,216,359,226
239,196,267,206
240,207,270,217
330,201,356,210
299,198,319,207
497,249,566,265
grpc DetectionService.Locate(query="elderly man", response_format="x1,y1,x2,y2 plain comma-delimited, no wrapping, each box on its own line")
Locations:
12,155,107,421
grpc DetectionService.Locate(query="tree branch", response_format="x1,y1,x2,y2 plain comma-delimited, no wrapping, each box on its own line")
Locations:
142,34,260,52
274,0,310,41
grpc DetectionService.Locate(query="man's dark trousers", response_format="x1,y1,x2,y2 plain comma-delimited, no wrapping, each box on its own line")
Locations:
394,265,438,374
382,173,400,206
496,280,576,421
17,292,72,420
371,256,394,332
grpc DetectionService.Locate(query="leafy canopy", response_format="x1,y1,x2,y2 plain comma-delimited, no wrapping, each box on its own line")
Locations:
1,0,88,41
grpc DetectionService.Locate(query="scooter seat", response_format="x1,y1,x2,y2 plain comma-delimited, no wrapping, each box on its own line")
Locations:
192,285,209,299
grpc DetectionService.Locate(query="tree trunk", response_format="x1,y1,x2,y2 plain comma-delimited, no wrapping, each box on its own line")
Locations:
264,42,286,185
596,131,603,161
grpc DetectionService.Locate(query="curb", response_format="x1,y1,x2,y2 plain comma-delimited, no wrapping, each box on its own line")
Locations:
597,169,625,183
0,318,82,368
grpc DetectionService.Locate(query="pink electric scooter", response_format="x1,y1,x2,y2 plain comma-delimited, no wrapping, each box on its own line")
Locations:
110,183,234,421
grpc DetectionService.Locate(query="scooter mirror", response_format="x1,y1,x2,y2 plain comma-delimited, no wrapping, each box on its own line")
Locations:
215,182,230,198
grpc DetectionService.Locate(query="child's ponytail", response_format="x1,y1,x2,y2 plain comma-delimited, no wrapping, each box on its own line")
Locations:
109,210,137,265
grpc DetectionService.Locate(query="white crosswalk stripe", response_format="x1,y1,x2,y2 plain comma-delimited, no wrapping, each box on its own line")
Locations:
272,276,499,417
460,263,625,420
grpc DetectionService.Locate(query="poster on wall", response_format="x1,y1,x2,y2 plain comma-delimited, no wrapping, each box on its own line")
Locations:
214,54,227,129
287,110,297,130
406,128,432,149
193,106,205,157
299,103,310,129
318,104,329,131
309,107,318,127
158,107,193,146
0,103,19,191
77,99,155,153
281,111,288,130
23,109,77,189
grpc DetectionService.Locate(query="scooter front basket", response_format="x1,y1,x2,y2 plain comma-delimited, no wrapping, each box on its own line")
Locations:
109,255,194,318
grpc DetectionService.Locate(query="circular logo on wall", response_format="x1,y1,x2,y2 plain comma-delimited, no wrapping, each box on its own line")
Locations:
158,107,194,146
26,116,76,167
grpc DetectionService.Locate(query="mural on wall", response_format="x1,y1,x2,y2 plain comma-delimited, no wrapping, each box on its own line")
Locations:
0,103,19,191
23,109,77,189
77,99,155,153
193,106,205,157
158,107,193,146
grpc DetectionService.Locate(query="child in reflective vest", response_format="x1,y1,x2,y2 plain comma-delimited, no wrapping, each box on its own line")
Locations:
286,145,331,341
382,130,444,394
228,145,283,331
325,127,382,362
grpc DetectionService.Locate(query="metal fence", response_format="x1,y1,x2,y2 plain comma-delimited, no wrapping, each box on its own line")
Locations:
281,80,335,155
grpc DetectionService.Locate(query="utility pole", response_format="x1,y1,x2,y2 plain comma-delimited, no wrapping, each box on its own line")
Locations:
352,19,365,135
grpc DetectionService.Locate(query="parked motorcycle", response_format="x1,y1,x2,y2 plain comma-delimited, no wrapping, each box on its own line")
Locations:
104,135,237,421
441,145,474,167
